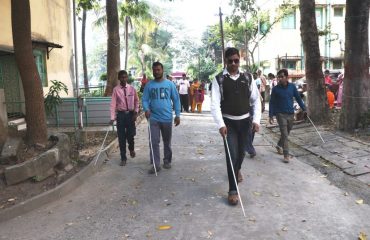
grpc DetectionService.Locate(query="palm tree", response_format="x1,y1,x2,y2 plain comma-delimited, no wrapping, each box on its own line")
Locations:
105,0,120,96
77,0,99,92
120,0,155,70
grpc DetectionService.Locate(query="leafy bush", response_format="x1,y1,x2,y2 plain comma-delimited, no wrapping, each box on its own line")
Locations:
44,80,68,116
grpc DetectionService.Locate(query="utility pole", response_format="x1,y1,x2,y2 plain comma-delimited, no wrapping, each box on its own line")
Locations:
198,54,201,80
257,14,261,68
245,30,249,70
219,7,225,65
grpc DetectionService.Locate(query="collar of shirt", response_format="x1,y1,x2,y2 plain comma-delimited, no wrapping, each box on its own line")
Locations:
223,68,240,81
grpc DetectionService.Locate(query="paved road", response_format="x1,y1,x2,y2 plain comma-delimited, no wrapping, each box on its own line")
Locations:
0,112,369,240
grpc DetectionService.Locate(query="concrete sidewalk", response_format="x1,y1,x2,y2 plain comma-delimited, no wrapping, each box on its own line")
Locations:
0,113,369,240
263,114,370,201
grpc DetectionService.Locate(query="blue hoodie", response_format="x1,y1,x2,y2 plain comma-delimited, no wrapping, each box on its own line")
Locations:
142,79,181,122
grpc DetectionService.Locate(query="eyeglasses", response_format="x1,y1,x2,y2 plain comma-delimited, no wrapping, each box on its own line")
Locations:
227,58,240,64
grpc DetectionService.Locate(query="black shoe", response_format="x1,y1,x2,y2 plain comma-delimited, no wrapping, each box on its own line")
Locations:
120,160,126,166
148,166,161,174
163,162,171,169
250,153,256,158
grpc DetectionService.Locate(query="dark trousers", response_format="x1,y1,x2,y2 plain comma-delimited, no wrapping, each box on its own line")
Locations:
223,117,251,193
244,117,256,155
244,109,255,155
180,94,189,112
276,113,294,157
116,111,136,161
149,120,172,167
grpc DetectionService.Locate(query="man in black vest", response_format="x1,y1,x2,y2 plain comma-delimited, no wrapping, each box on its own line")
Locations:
211,47,261,206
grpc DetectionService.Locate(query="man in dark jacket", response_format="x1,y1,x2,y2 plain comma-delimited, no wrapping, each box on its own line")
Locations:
269,69,306,163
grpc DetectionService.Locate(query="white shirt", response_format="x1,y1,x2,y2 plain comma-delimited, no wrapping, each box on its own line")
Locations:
177,79,190,95
211,69,261,129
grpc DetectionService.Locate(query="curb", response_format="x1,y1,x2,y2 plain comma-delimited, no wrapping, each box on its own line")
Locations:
0,112,146,223
0,137,119,223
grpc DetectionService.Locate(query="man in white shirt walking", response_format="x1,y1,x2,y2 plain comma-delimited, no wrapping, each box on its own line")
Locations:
211,47,261,206
177,73,190,112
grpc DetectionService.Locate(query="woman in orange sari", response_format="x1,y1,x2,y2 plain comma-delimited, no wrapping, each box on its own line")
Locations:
190,79,205,113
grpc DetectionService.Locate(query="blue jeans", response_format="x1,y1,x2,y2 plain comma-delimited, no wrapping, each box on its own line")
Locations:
116,111,136,161
223,117,251,193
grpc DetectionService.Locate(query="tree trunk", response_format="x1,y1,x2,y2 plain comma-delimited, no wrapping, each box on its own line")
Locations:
299,0,329,123
124,17,129,70
339,0,370,130
104,0,120,96
82,8,89,92
11,0,47,145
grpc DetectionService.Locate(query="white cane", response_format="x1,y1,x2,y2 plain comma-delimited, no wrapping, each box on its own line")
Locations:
306,115,325,144
94,128,110,166
223,136,246,218
147,120,158,176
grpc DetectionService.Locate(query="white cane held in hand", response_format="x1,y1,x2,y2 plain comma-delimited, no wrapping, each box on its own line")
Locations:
94,128,110,166
147,120,158,176
306,115,325,143
224,136,246,218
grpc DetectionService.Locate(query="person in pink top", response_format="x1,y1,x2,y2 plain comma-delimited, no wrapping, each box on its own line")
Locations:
324,70,333,85
110,70,140,166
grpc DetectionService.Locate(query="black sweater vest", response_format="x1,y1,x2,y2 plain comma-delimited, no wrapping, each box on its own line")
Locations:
220,74,251,116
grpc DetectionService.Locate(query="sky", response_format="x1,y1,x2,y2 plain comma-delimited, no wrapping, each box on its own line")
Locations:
147,0,232,44
79,0,233,81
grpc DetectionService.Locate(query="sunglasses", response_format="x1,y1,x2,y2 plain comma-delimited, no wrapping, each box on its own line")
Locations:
227,58,240,64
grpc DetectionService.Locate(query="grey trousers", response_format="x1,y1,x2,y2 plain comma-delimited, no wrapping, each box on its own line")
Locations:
149,120,172,167
276,113,294,157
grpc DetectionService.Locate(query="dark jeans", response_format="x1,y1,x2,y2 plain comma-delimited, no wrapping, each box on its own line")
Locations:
149,120,172,167
116,111,136,161
276,113,294,157
244,117,255,155
223,117,251,193
180,94,189,112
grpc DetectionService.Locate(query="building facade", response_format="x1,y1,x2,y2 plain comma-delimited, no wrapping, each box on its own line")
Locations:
255,0,346,77
0,0,75,126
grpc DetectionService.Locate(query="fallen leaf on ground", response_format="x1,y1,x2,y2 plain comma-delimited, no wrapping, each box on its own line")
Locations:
322,163,329,167
320,175,328,178
343,192,349,196
358,232,367,240
272,193,280,197
66,222,73,226
248,217,256,223
347,160,356,165
356,199,364,205
253,191,261,196
308,201,314,204
157,225,172,230
281,227,288,232
7,198,16,202
207,230,213,238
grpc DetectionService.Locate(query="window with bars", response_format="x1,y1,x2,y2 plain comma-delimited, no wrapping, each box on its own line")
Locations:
33,49,48,87
281,10,296,29
334,7,344,17
316,8,323,29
